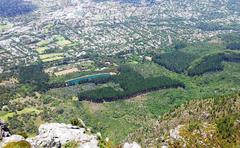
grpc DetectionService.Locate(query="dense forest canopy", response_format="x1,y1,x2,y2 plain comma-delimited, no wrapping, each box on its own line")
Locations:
78,65,184,102
221,33,240,50
153,51,197,73
18,64,49,91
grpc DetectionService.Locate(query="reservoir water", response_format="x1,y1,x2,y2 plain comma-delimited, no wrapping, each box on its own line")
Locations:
66,73,113,86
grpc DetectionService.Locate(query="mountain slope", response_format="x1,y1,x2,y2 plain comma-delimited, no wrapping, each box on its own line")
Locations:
126,94,240,147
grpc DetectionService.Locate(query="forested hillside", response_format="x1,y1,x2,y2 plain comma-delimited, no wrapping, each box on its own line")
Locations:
127,94,240,147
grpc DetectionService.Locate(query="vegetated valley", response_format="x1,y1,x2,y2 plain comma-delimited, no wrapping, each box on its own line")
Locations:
1,34,240,146
0,0,240,147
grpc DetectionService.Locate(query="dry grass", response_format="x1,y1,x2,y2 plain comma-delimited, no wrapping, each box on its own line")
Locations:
54,68,79,76
83,101,105,113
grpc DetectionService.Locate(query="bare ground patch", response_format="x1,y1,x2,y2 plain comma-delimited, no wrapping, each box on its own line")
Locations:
83,101,105,113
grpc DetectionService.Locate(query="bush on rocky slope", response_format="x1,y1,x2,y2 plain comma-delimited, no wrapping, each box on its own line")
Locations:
126,94,240,147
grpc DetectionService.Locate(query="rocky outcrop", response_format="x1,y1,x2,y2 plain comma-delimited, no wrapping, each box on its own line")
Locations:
122,142,141,148
1,135,25,146
27,123,99,148
169,125,183,140
0,120,141,148
0,120,11,139
0,122,99,148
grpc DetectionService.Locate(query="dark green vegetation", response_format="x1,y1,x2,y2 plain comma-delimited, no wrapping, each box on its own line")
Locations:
47,68,117,88
196,22,226,31
221,33,240,50
79,65,184,102
18,64,49,91
153,51,197,73
0,34,240,145
216,116,236,140
174,41,187,50
188,51,240,76
187,53,225,76
127,94,240,147
0,86,15,109
154,48,240,76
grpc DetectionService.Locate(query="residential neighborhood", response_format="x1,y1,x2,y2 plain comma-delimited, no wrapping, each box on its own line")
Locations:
0,0,240,74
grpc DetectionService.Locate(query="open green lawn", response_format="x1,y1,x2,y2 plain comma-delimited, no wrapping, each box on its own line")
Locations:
56,40,71,47
36,47,48,54
54,35,72,47
37,40,50,47
39,53,64,62
0,23,12,32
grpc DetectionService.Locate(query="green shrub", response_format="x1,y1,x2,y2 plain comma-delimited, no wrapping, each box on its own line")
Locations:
70,118,85,128
17,132,28,139
98,139,115,148
63,141,79,148
217,116,235,139
4,140,31,148
188,122,200,132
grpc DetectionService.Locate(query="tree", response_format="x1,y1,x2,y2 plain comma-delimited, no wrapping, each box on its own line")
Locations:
18,64,49,91
217,117,235,139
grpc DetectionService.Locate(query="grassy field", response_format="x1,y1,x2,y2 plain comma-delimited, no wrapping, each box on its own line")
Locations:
37,40,49,47
0,23,12,32
54,35,72,47
35,35,72,62
56,39,71,47
36,47,48,54
42,56,64,62
39,53,64,62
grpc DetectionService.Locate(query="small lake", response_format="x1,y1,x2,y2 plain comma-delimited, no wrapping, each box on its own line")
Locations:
66,73,113,86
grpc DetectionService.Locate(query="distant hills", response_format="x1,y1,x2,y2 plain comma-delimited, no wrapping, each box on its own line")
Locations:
94,0,155,5
0,0,36,17
228,0,240,13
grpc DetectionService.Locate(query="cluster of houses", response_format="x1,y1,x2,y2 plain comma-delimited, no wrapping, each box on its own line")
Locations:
0,0,239,74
